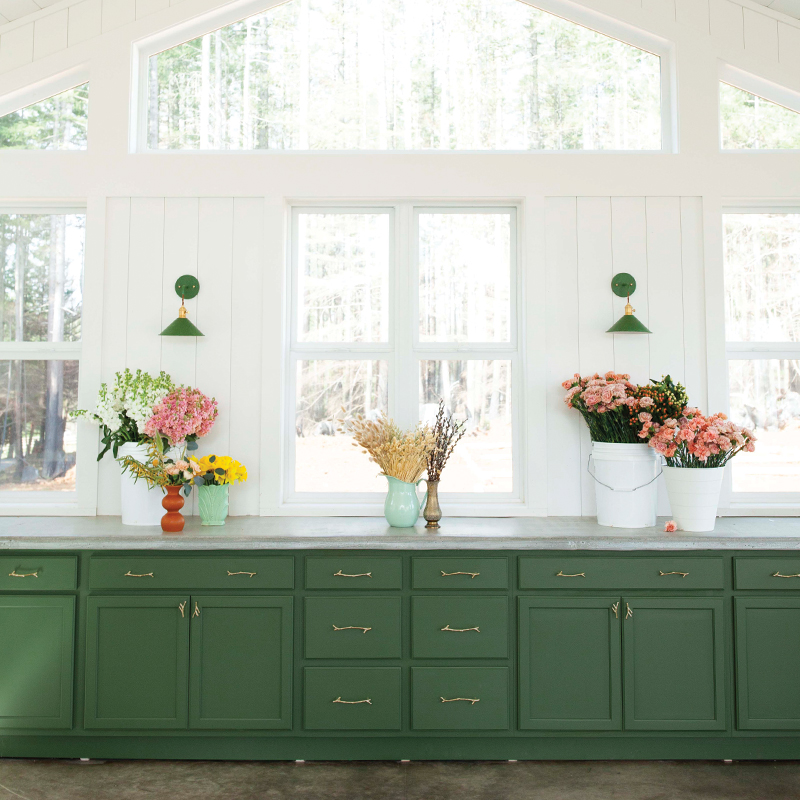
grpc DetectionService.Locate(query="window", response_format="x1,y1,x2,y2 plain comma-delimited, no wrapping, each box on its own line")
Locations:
0,84,88,150
723,212,800,498
720,83,800,150
288,205,519,506
0,211,85,494
145,0,664,151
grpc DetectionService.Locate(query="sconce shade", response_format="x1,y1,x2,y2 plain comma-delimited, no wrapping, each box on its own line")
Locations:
607,272,652,334
160,316,204,337
160,274,204,337
607,310,652,334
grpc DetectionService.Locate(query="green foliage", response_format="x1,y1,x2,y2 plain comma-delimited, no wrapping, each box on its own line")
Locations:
721,83,800,150
0,84,88,150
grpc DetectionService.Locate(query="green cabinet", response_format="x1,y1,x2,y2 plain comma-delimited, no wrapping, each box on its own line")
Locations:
0,596,75,729
190,596,292,730
735,598,800,730
518,597,621,730
623,598,725,731
85,596,190,729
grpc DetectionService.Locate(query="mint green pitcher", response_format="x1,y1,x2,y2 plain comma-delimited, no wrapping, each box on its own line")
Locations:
383,476,426,528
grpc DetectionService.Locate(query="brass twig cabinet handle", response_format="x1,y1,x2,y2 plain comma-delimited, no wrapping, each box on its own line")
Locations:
333,625,372,634
625,603,633,620
334,570,372,578
333,697,371,705
441,571,480,579
772,572,800,578
441,624,480,633
611,602,619,619
8,570,38,578
441,697,480,705
192,602,200,618
659,571,689,578
179,602,186,618
227,571,257,578
556,571,586,578
124,571,154,578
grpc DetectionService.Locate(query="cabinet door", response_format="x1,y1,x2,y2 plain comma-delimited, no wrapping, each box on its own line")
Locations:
623,598,725,731
85,596,189,729
0,596,74,729
518,597,621,730
735,598,800,730
190,596,293,730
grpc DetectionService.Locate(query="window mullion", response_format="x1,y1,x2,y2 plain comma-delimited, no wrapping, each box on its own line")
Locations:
393,203,416,428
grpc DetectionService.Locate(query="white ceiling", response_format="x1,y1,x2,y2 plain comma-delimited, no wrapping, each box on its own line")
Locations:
751,0,800,21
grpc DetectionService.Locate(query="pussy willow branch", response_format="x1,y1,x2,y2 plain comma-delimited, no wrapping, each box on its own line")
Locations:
427,400,466,482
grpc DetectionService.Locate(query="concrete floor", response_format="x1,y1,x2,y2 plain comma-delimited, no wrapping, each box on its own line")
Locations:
0,760,797,800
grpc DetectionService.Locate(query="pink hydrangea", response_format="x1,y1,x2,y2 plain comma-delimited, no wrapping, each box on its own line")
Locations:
144,387,218,446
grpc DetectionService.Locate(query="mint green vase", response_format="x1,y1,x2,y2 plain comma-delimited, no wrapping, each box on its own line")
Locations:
198,484,229,526
384,476,425,528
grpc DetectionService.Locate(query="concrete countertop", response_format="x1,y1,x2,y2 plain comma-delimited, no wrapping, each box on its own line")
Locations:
1,515,799,550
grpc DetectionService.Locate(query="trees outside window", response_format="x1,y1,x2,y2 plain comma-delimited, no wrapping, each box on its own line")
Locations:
0,213,85,492
720,83,800,151
0,84,88,150
147,0,662,151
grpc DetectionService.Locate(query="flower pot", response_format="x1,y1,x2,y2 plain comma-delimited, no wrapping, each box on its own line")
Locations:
384,476,424,528
117,442,164,526
662,466,725,532
161,485,185,533
590,442,659,529
198,484,229,526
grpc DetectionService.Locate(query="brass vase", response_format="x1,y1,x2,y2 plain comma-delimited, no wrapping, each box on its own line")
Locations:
423,480,442,529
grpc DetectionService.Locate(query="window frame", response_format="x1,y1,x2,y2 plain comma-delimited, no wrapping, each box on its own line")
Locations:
719,203,800,513
283,200,526,515
0,202,96,514
131,0,676,154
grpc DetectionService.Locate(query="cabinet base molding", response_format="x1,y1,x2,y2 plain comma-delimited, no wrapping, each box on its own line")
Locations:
1,736,799,761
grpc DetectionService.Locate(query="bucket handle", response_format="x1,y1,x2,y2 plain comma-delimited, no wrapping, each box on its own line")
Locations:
587,454,662,493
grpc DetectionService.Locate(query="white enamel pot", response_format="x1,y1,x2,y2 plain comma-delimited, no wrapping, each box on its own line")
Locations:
662,465,725,533
117,442,165,526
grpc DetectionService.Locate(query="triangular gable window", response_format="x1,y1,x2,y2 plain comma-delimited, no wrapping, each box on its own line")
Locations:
0,83,88,151
147,0,663,151
721,82,800,150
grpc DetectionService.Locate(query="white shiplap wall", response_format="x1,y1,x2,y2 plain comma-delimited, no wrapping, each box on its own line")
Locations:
98,197,264,516
545,196,706,517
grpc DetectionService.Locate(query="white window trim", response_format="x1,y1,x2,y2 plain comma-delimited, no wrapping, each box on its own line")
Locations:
0,201,100,516
131,0,676,155
718,203,800,515
281,199,527,516
719,63,800,153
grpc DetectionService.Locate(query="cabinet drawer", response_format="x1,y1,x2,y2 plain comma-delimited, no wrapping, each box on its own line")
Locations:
735,559,800,590
0,557,76,591
519,557,723,590
305,597,401,659
305,557,402,590
89,557,294,590
304,667,401,730
412,596,508,659
412,558,508,590
411,667,509,730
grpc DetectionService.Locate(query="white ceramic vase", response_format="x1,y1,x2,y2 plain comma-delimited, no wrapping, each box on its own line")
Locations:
662,466,725,533
117,442,165,526
590,442,660,529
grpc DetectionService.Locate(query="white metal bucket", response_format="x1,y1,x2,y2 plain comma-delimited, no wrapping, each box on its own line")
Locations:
117,442,164,526
662,466,724,532
590,442,659,529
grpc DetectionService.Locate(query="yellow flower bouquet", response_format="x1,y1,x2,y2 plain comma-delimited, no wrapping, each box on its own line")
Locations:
194,454,247,526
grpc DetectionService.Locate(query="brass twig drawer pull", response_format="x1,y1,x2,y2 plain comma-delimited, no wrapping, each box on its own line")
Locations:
333,625,372,633
124,571,154,578
333,697,372,705
192,602,200,618
333,570,372,578
625,604,633,619
611,602,619,619
772,572,800,578
441,624,480,633
556,571,586,578
227,571,257,578
179,602,186,618
659,571,689,578
440,697,480,705
441,571,480,579
8,570,38,578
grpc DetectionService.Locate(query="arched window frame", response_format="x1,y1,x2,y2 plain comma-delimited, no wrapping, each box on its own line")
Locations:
131,0,677,154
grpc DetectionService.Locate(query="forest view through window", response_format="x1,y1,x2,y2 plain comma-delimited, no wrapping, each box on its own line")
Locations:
0,84,88,150
0,213,85,492
720,83,800,150
148,0,662,150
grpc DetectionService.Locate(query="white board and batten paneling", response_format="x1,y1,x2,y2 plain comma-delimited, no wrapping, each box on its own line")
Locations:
544,196,706,517
97,196,264,516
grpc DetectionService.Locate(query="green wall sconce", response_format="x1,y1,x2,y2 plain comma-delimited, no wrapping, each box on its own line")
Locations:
607,272,651,334
160,275,204,337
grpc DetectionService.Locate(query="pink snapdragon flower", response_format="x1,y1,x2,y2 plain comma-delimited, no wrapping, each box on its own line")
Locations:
144,387,218,446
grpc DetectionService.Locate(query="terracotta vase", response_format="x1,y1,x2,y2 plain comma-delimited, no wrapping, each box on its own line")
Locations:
161,485,185,533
